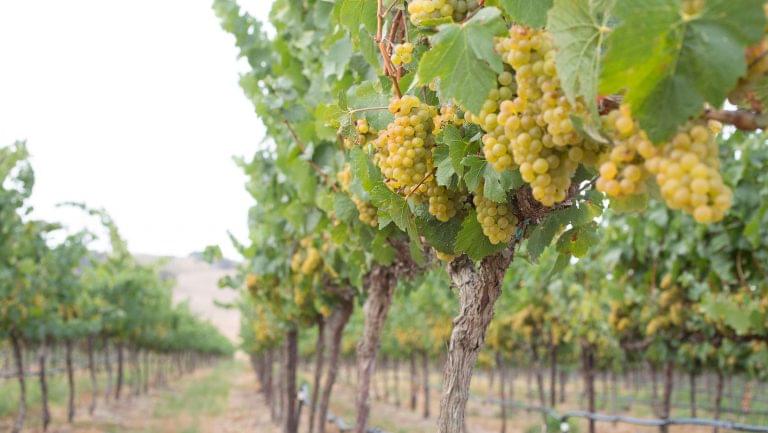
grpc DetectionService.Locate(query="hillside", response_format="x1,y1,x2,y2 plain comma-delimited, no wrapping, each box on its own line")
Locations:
137,254,241,343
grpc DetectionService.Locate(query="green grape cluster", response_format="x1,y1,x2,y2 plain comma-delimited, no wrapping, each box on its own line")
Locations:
465,71,516,171
343,118,378,149
473,188,516,244
489,26,600,207
291,239,322,276
433,104,463,133
645,121,732,224
391,43,414,66
373,95,437,195
407,0,480,25
425,178,462,222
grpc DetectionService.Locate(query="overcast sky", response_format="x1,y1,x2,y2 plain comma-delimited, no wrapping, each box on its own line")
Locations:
0,0,273,259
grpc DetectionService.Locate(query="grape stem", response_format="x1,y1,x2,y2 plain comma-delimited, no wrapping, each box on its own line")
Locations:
376,0,403,98
348,106,390,115
703,108,768,131
404,172,433,199
282,118,339,192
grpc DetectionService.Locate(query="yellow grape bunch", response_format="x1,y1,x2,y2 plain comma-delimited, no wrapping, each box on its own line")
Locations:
473,187,517,245
408,0,480,25
391,43,414,66
290,238,322,276
373,95,437,194
597,105,732,224
468,26,601,207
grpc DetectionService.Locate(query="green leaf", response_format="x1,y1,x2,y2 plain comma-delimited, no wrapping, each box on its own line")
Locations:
417,8,507,113
323,37,353,79
455,210,508,261
556,222,600,258
369,184,416,234
371,231,395,265
600,0,766,141
433,144,455,186
743,203,767,249
500,0,553,27
526,203,599,261
462,155,486,192
349,147,384,191
337,0,377,36
547,0,614,117
483,165,523,203
416,213,463,254
334,194,357,222
441,125,471,178
346,81,394,130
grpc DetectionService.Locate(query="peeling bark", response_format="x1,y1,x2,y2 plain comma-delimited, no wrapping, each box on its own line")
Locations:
355,264,398,433
437,251,513,433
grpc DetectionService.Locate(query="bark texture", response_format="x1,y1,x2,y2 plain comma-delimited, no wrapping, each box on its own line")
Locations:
317,295,353,433
11,333,26,433
308,318,325,433
437,251,513,433
354,264,398,433
66,339,76,423
284,327,299,433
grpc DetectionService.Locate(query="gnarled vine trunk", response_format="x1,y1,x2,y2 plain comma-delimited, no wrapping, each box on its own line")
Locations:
437,251,512,433
317,296,353,433
66,339,76,423
713,370,724,433
355,264,398,433
10,333,26,433
308,317,325,433
103,337,113,400
582,343,596,433
659,360,674,433
689,371,697,417
115,342,124,400
39,341,51,431
87,336,98,415
284,327,299,433
422,350,430,419
410,352,418,411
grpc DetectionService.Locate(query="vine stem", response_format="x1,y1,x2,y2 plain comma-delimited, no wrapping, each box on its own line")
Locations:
348,106,389,115
375,0,402,98
703,108,768,131
404,172,433,199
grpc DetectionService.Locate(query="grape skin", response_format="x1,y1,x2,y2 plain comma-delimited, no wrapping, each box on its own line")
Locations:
408,0,479,25
473,189,517,245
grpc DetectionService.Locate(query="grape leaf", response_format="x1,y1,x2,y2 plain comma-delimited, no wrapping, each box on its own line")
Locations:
462,155,486,192
600,0,766,142
369,184,417,235
455,210,508,261
334,193,357,222
499,0,553,27
346,81,394,130
323,37,353,79
416,213,463,254
433,144,455,186
483,165,523,203
439,125,472,178
417,8,508,113
336,0,377,37
527,203,600,261
547,0,614,117
349,147,384,191
371,231,395,265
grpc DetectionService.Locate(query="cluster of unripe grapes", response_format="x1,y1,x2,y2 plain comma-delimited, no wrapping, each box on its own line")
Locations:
343,119,378,150
391,43,414,66
407,0,480,25
473,188,516,244
597,105,732,224
337,163,378,227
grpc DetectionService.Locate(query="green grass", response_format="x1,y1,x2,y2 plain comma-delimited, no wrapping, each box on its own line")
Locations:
153,360,236,419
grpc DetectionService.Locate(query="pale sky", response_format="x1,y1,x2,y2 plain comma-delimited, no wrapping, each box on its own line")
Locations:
0,0,273,259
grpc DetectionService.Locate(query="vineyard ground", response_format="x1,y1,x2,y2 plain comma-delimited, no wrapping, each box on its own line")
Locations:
2,360,762,433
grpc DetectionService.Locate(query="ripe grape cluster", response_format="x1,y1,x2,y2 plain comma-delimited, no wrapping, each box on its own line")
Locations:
425,179,461,222
468,26,601,207
291,239,322,276
596,105,732,224
391,43,414,66
408,0,479,25
433,104,463,133
473,188,517,244
373,95,437,194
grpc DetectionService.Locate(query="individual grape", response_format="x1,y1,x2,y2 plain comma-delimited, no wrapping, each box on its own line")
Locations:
408,0,480,25
373,95,437,195
435,250,456,262
681,0,705,16
391,43,414,66
465,72,516,172
473,188,517,244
